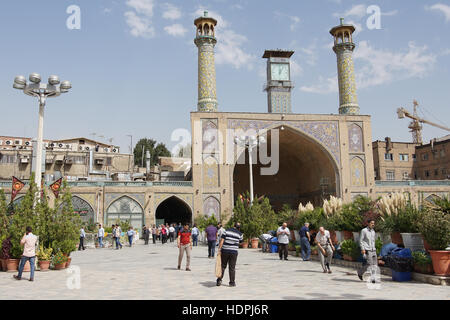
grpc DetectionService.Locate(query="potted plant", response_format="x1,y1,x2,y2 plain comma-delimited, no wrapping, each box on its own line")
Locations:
52,251,68,270
1,238,18,272
37,245,52,271
397,204,424,251
412,251,434,274
418,197,450,276
341,239,359,261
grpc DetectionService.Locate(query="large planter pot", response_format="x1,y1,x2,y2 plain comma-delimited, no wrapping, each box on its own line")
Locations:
342,231,353,240
391,232,404,246
250,239,259,249
352,232,360,243
6,259,19,272
293,230,300,242
376,232,392,245
38,260,50,271
343,254,355,261
0,258,4,271
414,264,434,275
329,231,338,244
429,250,450,276
334,231,343,244
53,262,66,270
66,257,72,268
400,233,424,252
240,241,249,249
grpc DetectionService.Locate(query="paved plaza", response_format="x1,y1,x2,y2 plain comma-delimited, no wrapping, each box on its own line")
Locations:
1,241,449,300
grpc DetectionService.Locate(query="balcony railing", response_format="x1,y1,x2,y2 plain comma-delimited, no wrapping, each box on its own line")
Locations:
375,180,450,187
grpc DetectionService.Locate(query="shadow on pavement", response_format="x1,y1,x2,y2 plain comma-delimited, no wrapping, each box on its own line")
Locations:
200,281,218,288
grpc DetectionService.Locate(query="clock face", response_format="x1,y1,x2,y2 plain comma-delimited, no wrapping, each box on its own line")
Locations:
271,63,289,81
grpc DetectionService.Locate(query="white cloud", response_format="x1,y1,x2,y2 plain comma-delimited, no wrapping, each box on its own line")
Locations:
124,11,155,38
354,41,436,88
334,4,367,19
164,23,188,37
301,41,436,94
426,3,450,21
125,0,156,38
290,59,303,77
126,0,154,17
193,8,255,70
162,3,182,20
274,11,301,31
300,75,338,94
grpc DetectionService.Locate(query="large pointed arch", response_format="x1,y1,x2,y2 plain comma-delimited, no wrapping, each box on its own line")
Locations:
106,196,144,230
155,195,192,226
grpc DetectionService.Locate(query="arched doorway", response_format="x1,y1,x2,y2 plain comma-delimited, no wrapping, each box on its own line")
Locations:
233,126,340,210
155,196,192,225
106,196,144,230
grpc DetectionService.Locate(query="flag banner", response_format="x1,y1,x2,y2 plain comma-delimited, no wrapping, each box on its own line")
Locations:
11,176,25,202
50,178,62,198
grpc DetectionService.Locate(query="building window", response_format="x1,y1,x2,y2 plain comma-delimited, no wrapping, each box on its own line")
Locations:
432,151,438,160
440,149,446,158
386,171,395,180
442,168,447,176
0,154,17,164
414,171,418,179
425,170,430,178
402,172,409,180
106,157,112,166
434,169,439,176
384,153,393,161
422,153,428,161
399,154,409,161
412,154,417,162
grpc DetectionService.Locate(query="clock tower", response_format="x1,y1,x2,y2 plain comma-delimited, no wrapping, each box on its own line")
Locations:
263,50,295,113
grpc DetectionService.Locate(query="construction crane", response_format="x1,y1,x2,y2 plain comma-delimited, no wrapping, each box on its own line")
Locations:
397,100,450,144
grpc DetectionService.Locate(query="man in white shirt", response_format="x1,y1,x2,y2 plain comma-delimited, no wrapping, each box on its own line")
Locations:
97,224,105,248
315,227,335,273
191,224,200,246
358,219,377,282
78,227,86,250
277,222,290,261
14,226,37,281
169,225,175,242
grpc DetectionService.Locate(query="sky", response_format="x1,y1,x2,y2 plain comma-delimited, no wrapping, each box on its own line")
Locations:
0,0,449,154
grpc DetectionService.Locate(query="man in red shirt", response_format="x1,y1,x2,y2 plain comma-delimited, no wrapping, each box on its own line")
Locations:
177,223,193,271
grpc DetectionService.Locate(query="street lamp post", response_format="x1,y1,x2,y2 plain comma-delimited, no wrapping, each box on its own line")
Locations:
233,135,266,204
13,73,71,196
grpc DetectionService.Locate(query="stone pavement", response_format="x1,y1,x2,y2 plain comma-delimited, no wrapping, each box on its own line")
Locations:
1,240,449,300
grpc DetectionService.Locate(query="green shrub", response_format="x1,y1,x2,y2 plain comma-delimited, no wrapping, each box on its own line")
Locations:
418,197,450,250
412,251,432,267
341,239,360,259
195,214,218,231
375,239,383,256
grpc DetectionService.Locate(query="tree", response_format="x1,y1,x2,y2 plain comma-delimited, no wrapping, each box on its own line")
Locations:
133,138,171,167
0,189,10,244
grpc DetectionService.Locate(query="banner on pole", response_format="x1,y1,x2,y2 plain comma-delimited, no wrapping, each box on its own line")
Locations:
11,176,25,202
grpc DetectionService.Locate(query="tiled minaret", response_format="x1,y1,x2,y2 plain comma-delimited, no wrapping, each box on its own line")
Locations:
330,18,360,115
194,11,218,112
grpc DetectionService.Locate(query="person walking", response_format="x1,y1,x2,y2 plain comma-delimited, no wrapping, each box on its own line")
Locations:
13,226,37,282
277,222,290,261
111,224,116,249
177,223,193,271
169,224,175,242
205,223,218,258
143,225,150,245
151,224,157,244
97,224,105,248
157,225,162,242
161,224,167,244
78,226,86,250
299,222,311,261
358,219,378,283
216,223,225,247
216,222,244,287
127,227,135,247
191,224,199,246
114,224,123,250
315,227,334,273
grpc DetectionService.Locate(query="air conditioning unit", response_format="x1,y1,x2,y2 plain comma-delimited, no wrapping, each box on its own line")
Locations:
58,143,63,148
20,156,29,164
50,143,55,147
85,146,90,151
79,146,83,151
25,141,30,146
95,158,104,165
65,144,71,149
15,139,22,145
112,148,117,153
44,142,49,148
103,148,109,152
5,140,12,145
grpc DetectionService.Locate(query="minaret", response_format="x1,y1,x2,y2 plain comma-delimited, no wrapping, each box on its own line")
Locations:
194,11,218,112
330,18,359,115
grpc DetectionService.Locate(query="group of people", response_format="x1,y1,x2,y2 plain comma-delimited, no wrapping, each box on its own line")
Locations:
273,219,379,281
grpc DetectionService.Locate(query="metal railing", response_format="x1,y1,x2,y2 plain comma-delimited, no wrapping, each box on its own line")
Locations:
375,180,450,187
0,180,193,188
